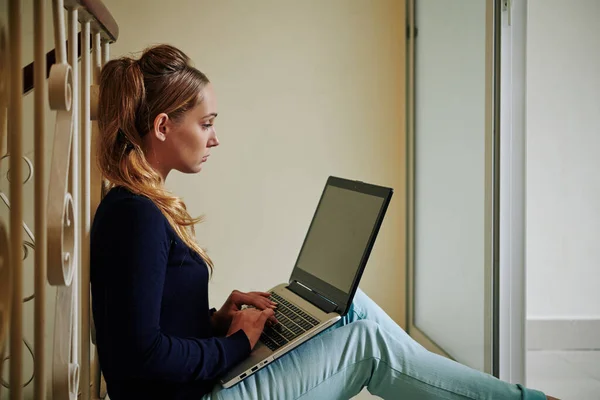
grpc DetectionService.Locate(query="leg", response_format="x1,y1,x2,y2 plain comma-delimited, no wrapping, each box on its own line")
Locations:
206,290,547,400
329,287,413,340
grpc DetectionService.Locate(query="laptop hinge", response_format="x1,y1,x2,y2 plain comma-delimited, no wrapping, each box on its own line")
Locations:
287,281,338,313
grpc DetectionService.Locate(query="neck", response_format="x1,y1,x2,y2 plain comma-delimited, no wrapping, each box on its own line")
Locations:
143,137,170,182
154,164,169,183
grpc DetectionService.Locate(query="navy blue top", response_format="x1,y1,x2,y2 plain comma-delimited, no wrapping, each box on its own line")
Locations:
90,187,250,399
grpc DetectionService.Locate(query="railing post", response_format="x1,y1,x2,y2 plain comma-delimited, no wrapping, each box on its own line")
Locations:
52,0,66,65
90,33,102,215
34,0,48,398
8,0,24,398
80,17,92,400
90,30,103,400
0,17,12,400
0,224,10,399
101,40,109,67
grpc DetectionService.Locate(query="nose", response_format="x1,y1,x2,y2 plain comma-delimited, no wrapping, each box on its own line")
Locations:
208,132,220,148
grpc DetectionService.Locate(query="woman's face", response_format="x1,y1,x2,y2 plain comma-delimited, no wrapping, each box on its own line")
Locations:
150,83,220,179
168,83,220,174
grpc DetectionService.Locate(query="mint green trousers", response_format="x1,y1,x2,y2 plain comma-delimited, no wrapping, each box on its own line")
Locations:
207,288,547,400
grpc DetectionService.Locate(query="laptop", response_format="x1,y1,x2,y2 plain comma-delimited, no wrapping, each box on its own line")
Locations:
219,176,393,388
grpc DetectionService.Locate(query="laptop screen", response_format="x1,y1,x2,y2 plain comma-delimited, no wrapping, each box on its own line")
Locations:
295,185,384,293
289,177,392,315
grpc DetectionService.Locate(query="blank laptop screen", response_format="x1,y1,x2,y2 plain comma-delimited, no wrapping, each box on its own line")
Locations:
295,185,384,293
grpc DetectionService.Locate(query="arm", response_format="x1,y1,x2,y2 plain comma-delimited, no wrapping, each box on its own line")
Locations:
94,197,250,383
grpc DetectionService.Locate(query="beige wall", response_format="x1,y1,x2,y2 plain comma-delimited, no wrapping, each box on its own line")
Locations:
527,0,600,320
1,1,406,397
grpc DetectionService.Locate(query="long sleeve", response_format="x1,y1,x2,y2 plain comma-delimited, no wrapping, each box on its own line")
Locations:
91,195,251,384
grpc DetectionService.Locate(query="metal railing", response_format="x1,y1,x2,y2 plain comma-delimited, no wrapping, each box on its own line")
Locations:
0,1,118,398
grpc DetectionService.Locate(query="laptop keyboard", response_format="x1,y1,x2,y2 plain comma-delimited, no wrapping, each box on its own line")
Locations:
260,292,320,351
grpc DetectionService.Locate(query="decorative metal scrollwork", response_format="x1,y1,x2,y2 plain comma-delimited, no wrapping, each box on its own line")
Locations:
47,62,75,288
47,2,79,398
0,189,36,391
48,63,79,399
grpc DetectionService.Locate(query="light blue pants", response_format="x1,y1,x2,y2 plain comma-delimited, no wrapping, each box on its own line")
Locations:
207,289,547,400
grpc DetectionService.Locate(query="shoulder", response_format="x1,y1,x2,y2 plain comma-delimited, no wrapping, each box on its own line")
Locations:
93,187,169,235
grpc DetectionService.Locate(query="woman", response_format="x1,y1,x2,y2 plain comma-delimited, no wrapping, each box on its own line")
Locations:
90,44,554,400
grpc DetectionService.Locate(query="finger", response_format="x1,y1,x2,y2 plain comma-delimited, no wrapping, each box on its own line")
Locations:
255,292,278,307
252,292,277,306
261,298,277,309
245,292,276,306
251,300,275,311
249,291,273,299
260,308,275,324
243,295,276,310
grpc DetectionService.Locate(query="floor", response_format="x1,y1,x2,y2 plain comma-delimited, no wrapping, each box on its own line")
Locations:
352,350,600,399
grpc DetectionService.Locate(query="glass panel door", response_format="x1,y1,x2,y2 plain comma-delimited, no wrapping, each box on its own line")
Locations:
406,0,500,375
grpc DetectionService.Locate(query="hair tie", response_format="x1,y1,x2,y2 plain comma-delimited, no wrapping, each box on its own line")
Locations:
117,128,134,151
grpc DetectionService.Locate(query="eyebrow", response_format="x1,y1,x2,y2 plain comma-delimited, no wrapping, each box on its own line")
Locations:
202,112,218,119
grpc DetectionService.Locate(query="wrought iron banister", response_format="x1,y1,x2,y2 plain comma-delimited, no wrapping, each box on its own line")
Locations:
0,1,118,399
22,32,82,96
23,0,118,96
66,0,118,42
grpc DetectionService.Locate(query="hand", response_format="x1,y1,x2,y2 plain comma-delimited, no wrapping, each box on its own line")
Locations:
227,308,275,349
211,290,278,336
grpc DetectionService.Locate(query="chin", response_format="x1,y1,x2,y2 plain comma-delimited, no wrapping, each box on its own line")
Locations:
179,164,203,174
191,163,204,173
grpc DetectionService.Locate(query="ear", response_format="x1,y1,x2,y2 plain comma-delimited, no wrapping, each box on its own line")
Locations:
152,113,169,142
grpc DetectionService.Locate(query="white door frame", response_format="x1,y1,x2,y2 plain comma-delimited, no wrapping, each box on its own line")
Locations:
499,0,527,385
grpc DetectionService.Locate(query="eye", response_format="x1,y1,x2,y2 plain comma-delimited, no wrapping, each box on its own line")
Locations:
201,123,213,130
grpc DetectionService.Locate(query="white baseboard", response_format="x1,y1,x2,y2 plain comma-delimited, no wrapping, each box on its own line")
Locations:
527,319,600,351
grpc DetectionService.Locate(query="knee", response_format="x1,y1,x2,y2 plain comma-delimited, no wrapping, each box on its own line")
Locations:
345,320,388,361
351,319,382,341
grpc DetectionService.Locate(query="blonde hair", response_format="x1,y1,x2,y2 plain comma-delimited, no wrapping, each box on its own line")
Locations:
97,44,213,272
